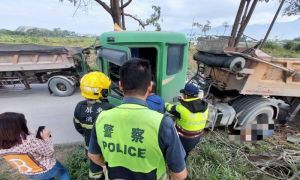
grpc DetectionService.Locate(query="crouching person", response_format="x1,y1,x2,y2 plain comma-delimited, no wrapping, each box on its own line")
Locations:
165,83,209,157
88,59,187,180
0,112,70,180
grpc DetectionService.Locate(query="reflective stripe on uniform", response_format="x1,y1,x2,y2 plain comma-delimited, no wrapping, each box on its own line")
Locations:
176,104,208,132
74,118,93,129
89,169,103,179
165,102,175,111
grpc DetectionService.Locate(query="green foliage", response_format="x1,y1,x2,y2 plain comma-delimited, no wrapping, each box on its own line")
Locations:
262,41,300,58
65,147,89,180
0,27,79,37
283,40,300,52
283,41,297,50
0,34,96,47
283,0,300,16
263,41,281,49
294,37,300,41
187,135,251,180
294,43,300,51
145,5,161,31
0,172,10,180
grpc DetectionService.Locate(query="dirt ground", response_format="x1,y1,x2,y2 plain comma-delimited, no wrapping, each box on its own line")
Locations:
277,111,300,138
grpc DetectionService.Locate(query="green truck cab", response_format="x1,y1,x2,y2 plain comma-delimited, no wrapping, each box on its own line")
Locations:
96,31,189,105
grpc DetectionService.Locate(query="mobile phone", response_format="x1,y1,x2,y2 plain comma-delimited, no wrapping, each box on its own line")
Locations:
36,126,51,139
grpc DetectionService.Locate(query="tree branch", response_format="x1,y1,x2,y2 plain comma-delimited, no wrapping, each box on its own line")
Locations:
121,0,132,9
123,13,148,28
94,0,112,14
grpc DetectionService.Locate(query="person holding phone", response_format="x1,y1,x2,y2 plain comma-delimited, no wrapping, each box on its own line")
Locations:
0,112,70,180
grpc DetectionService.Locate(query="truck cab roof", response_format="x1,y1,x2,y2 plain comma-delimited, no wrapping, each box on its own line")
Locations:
100,31,188,44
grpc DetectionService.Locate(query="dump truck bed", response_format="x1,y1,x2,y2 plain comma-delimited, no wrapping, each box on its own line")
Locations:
0,43,81,72
240,50,300,97
195,47,300,98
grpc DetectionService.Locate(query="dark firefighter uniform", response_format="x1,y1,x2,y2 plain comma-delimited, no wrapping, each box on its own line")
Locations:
74,71,114,180
165,83,209,156
74,99,114,148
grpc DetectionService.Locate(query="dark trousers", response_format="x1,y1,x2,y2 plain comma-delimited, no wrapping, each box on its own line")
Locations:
26,161,70,180
179,135,201,158
85,149,104,180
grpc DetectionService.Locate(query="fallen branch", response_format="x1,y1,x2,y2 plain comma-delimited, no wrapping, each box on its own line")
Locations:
209,131,300,179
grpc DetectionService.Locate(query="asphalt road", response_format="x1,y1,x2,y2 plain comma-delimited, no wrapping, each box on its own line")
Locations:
0,84,83,144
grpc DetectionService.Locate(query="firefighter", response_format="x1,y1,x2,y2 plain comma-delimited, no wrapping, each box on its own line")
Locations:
165,83,209,157
73,71,114,180
88,59,187,180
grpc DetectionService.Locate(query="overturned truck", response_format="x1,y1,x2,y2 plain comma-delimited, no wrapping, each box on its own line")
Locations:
190,43,300,131
0,43,90,96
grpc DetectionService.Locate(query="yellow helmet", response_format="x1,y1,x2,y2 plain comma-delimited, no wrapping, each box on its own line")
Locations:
80,72,111,100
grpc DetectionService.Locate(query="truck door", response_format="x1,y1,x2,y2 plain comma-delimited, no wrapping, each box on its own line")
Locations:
97,44,131,105
161,43,188,102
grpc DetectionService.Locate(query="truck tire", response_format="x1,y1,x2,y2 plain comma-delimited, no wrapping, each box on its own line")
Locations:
48,76,75,97
231,96,276,139
240,106,274,126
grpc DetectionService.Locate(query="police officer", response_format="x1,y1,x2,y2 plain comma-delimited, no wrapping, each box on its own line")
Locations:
88,59,187,180
73,72,114,180
165,83,209,157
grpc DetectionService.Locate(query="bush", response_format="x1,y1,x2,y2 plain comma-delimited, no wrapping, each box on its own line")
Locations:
294,37,300,41
294,43,300,52
187,138,250,180
263,41,281,49
283,41,296,50
65,148,89,180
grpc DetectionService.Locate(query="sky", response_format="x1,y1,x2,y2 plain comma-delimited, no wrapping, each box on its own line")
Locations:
0,0,299,35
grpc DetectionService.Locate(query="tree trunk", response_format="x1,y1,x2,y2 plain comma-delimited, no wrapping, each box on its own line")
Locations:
111,0,122,28
241,0,250,24
228,0,247,47
234,0,258,46
121,0,126,29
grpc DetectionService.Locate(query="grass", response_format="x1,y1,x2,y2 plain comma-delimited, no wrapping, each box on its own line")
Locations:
0,34,96,47
262,41,300,58
187,132,251,180
0,143,83,180
65,146,89,180
1,130,299,180
262,47,300,58
187,129,300,180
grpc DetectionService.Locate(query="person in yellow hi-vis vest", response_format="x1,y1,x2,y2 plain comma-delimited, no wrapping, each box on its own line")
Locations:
165,83,209,157
87,59,187,180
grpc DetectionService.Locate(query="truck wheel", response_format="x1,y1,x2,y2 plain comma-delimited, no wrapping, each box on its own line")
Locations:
48,77,75,97
232,96,275,140
240,106,274,126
